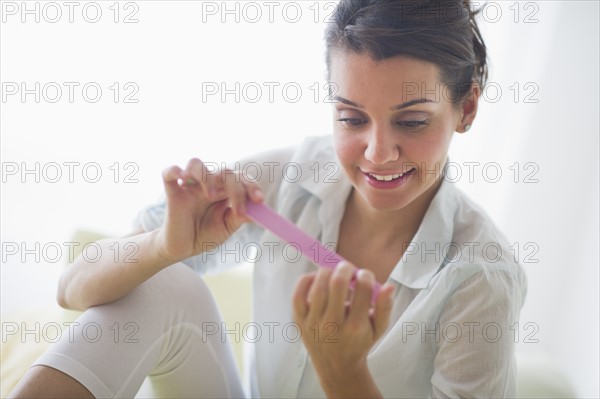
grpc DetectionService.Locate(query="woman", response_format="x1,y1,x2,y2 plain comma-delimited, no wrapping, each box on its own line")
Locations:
10,0,527,397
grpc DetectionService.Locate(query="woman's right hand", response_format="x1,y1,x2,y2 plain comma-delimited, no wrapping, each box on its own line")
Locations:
157,158,264,264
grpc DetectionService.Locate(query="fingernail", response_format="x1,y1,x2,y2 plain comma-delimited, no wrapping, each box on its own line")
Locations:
254,189,264,201
340,261,354,272
357,269,374,283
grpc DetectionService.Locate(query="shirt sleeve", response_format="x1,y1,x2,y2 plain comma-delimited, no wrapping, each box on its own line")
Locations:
430,269,524,398
131,193,166,232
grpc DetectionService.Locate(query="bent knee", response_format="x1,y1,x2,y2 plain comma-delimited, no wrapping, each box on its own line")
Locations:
87,263,219,327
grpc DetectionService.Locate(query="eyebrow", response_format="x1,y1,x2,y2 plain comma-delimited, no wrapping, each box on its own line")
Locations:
333,96,434,110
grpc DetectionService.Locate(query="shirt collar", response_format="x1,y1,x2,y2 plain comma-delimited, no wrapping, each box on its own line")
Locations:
296,139,350,205
389,177,457,289
297,148,353,246
298,148,457,290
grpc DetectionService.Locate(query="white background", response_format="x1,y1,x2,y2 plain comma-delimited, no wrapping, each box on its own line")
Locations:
1,1,598,397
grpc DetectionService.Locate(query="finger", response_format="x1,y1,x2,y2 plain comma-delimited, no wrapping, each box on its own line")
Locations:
293,273,316,322
373,282,396,340
240,170,264,203
307,267,333,321
186,158,220,200
324,261,355,325
222,170,247,219
161,165,184,196
347,269,375,326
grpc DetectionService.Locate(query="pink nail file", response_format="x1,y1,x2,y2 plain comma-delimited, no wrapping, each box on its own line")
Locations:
245,200,381,300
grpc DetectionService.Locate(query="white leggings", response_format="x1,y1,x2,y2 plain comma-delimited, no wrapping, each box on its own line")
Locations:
33,263,246,398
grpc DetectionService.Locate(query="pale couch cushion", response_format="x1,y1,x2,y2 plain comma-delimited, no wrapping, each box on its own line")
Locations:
0,229,252,397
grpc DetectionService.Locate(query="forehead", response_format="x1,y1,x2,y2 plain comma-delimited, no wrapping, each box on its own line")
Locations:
329,51,443,102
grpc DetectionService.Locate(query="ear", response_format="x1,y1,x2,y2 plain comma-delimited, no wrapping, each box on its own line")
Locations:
455,82,481,133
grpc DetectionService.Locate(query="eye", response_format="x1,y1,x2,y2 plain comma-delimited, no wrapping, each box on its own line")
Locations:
397,120,429,129
337,117,367,127
336,109,368,128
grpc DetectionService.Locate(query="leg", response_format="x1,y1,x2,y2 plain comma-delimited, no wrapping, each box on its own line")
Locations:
9,365,94,399
8,263,244,398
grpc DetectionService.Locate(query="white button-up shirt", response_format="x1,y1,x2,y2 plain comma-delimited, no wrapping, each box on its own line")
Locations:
136,135,528,398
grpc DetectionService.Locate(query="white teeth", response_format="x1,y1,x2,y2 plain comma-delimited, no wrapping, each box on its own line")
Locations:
369,172,404,181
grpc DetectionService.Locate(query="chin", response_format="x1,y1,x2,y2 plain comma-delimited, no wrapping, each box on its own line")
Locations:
360,189,416,212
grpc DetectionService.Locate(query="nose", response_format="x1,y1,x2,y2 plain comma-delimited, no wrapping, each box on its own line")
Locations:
363,127,400,164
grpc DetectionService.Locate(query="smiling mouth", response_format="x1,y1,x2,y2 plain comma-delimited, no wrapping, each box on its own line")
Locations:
366,168,416,181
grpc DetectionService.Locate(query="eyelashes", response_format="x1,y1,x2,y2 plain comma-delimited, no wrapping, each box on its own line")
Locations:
398,120,429,128
336,118,429,130
336,118,367,127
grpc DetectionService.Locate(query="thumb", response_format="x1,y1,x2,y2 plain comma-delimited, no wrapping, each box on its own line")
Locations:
221,201,252,235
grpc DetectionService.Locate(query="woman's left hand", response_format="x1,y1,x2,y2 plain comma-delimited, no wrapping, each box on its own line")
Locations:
292,261,396,398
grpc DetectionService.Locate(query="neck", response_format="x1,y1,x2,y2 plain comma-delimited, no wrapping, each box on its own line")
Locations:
345,177,443,247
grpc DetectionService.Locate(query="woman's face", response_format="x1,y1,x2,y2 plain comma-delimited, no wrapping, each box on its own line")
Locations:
330,51,471,213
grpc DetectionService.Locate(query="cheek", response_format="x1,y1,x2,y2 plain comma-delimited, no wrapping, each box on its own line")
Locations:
414,125,453,158
333,132,362,167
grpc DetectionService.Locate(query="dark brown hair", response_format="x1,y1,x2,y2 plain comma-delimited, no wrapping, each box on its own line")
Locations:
325,0,488,104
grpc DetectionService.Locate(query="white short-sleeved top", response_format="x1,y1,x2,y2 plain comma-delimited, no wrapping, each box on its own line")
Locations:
135,135,528,398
